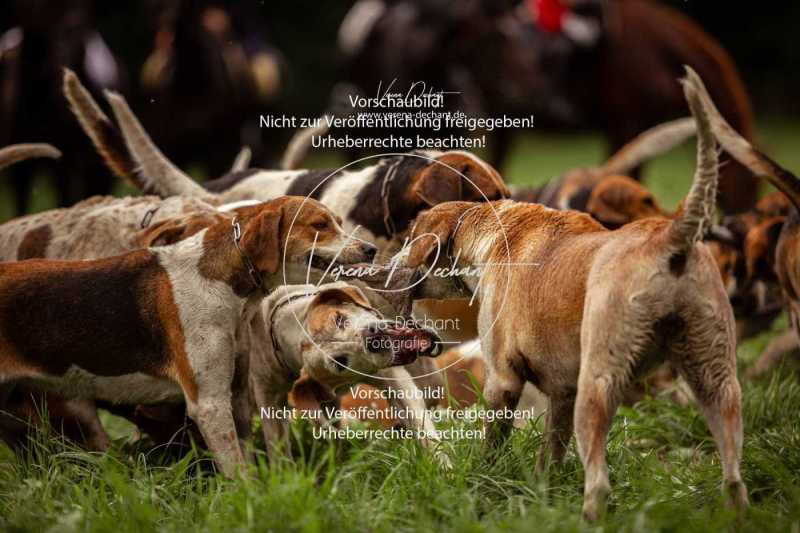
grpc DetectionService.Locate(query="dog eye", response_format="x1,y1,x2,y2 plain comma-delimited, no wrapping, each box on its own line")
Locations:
311,221,328,231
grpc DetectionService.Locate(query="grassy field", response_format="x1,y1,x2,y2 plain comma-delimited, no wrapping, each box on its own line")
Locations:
1,122,800,531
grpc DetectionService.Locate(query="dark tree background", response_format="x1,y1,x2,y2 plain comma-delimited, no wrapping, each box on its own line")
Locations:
259,0,800,117
2,1,797,119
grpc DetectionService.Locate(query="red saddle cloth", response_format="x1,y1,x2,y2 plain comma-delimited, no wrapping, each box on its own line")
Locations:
529,0,567,33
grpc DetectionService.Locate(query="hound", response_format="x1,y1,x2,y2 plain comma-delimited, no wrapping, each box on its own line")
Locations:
396,68,747,520
695,70,800,379
0,207,427,453
248,282,442,456
0,195,220,263
510,117,696,227
509,115,777,341
108,282,445,458
63,70,510,248
0,197,375,476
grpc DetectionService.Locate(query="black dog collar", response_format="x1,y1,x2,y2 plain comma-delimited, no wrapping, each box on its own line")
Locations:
232,216,265,293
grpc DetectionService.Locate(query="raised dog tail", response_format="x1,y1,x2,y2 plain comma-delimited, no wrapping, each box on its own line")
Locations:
600,117,697,177
63,69,140,190
0,143,61,171
63,68,206,198
102,91,207,198
693,68,800,211
666,67,719,258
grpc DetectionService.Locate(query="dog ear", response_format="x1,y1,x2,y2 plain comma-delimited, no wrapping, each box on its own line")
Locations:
137,220,191,248
289,370,337,412
586,192,633,228
242,203,285,274
411,161,463,206
437,152,509,201
586,176,661,228
312,285,373,310
744,216,785,281
755,191,792,218
406,203,469,268
461,168,509,201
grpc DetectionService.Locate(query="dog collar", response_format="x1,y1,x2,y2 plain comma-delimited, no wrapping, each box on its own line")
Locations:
267,290,318,379
140,206,160,228
232,216,265,294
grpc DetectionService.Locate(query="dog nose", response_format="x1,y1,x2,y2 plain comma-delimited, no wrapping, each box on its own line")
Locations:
362,243,377,261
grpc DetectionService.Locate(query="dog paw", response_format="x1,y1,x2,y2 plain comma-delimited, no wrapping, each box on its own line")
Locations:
582,485,610,523
724,480,749,511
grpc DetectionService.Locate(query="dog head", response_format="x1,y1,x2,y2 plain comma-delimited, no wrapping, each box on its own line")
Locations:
199,197,376,293
392,201,479,300
300,284,442,388
409,151,509,204
727,215,786,321
709,215,784,318
706,240,742,298
585,175,666,228
374,152,507,237
743,216,785,285
236,196,376,276
707,194,789,318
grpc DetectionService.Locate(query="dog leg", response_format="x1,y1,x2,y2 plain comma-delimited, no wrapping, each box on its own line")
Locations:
746,328,798,380
574,365,619,522
186,392,245,477
536,394,575,473
674,349,748,511
482,363,523,449
231,349,253,461
183,338,245,478
251,379,290,462
398,357,444,409
263,393,290,462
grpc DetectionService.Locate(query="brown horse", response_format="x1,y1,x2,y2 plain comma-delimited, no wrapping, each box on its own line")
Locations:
580,0,755,212
338,0,757,212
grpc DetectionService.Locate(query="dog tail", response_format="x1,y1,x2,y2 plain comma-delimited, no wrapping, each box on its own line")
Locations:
63,68,141,187
667,67,719,258
101,91,207,198
230,146,252,172
601,117,696,176
0,143,61,171
693,71,800,211
281,115,331,170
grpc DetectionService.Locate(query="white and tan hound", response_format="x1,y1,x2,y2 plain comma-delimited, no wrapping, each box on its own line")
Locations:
395,69,747,520
0,197,375,476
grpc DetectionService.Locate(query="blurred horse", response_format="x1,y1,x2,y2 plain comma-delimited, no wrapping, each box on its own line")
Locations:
140,0,284,174
0,0,125,214
338,0,757,212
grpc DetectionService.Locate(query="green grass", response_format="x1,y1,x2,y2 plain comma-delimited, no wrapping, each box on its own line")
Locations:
2,122,800,531
2,355,800,532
